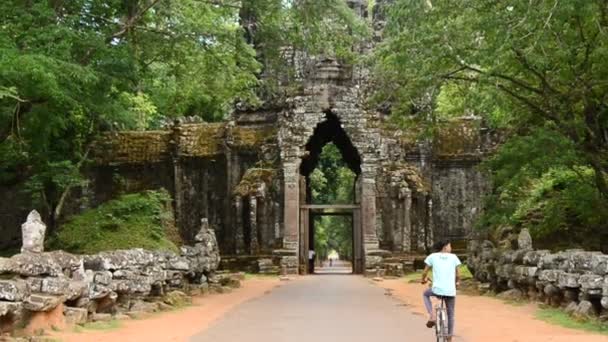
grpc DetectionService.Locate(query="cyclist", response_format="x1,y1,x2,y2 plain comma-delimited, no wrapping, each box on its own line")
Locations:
421,240,461,342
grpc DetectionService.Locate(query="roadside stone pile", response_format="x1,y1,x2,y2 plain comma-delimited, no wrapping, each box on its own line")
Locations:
468,228,608,321
0,213,240,335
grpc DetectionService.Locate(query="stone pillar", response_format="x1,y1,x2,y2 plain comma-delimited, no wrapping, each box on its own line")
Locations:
249,196,259,253
172,157,182,232
274,201,281,240
361,177,379,252
402,186,412,252
420,197,433,251
394,198,402,251
234,196,245,254
282,162,299,251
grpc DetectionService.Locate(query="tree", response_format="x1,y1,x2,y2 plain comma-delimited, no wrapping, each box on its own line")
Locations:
373,1,608,248
0,0,367,228
375,0,608,198
309,143,356,260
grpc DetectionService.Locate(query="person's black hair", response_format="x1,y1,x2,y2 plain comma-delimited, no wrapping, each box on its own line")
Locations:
432,240,450,252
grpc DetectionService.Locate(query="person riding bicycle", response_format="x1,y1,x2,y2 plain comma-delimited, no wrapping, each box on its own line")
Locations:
421,240,461,342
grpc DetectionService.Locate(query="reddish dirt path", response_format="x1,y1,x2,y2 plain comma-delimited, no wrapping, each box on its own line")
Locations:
380,279,607,342
51,278,280,342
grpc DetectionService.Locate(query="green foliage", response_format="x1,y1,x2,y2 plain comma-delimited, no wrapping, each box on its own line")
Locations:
0,0,368,226
48,190,180,254
314,216,353,261
479,129,608,250
241,0,369,91
310,144,356,204
536,306,608,335
375,0,608,192
74,320,122,332
376,0,608,248
309,143,356,260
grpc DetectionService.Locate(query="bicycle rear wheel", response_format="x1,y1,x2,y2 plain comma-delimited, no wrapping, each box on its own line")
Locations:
437,306,450,342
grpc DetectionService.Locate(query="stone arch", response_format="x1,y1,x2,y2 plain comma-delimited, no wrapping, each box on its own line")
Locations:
278,88,383,274
300,110,361,178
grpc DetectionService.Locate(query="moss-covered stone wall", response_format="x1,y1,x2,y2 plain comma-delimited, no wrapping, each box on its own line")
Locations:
94,131,172,164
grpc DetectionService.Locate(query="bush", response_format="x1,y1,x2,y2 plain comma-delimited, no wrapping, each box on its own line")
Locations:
478,129,608,252
47,189,181,254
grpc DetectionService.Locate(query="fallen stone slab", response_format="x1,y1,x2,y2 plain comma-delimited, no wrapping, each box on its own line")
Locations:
64,307,88,325
24,294,64,312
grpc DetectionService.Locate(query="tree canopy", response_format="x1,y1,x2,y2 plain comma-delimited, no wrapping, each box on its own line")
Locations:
0,0,366,226
375,0,608,248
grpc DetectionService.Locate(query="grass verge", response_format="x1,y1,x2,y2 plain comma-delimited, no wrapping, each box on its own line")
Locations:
535,307,608,335
73,320,121,333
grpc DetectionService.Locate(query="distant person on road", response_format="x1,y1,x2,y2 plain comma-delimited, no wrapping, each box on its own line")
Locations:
421,240,461,342
308,249,316,273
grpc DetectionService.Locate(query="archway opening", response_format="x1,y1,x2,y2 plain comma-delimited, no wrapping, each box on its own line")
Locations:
299,112,363,274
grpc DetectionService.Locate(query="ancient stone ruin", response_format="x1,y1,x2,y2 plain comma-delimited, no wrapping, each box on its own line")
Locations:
76,59,493,276
468,229,608,320
0,0,494,277
0,216,238,334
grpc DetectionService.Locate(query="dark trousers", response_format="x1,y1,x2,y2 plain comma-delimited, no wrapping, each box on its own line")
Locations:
308,259,314,273
423,288,456,336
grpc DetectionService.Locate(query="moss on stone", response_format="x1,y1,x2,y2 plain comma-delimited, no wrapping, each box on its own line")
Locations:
233,168,276,197
48,190,181,254
231,126,277,150
94,131,172,165
434,119,481,157
384,162,429,194
184,123,226,157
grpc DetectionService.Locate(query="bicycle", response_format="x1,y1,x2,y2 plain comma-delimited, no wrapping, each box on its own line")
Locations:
422,280,450,342
434,295,449,342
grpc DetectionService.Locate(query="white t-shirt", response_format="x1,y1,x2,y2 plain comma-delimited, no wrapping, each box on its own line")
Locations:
424,252,462,296
308,250,315,260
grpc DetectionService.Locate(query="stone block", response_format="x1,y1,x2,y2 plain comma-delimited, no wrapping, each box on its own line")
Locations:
167,257,190,271
64,307,88,325
578,274,603,291
573,300,598,320
564,301,578,315
601,296,608,310
558,272,580,288
41,277,70,296
591,254,608,275
497,289,523,301
66,281,89,301
538,269,562,282
83,249,156,271
0,301,23,317
0,280,27,302
94,271,113,286
4,253,62,277
24,294,64,312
